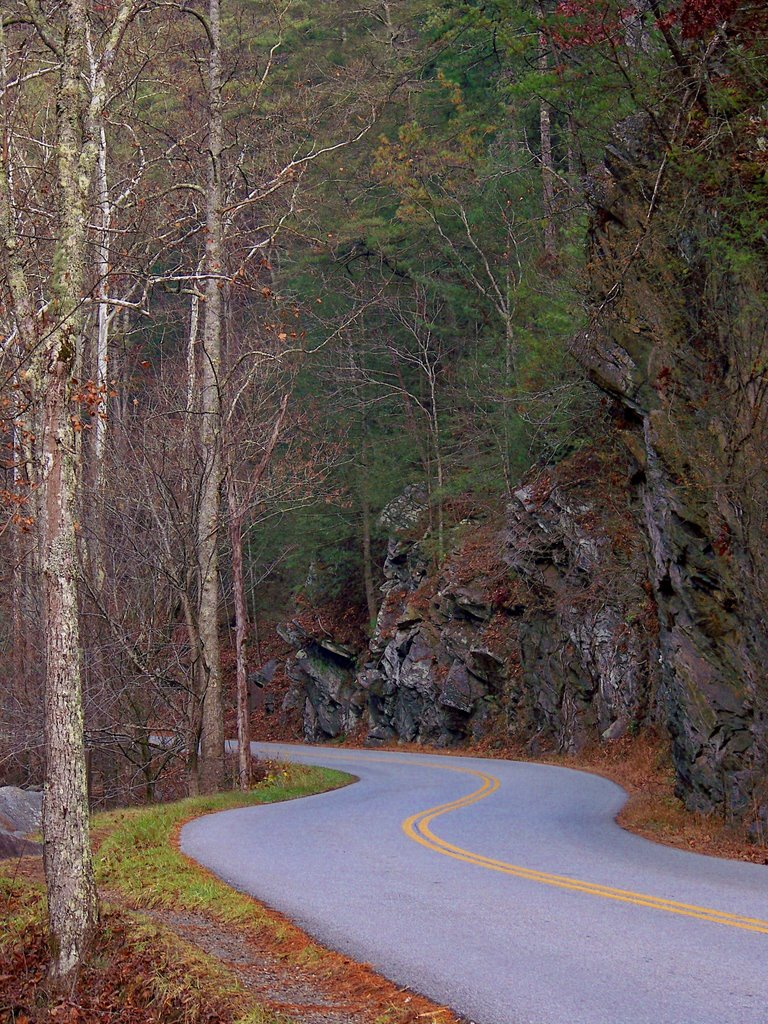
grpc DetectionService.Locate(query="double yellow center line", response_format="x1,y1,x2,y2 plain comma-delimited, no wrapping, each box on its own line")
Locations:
401,762,768,936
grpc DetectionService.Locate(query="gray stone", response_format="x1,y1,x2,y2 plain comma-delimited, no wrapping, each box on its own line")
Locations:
602,718,629,741
0,831,40,859
0,786,42,835
439,663,482,715
379,484,428,532
315,638,356,662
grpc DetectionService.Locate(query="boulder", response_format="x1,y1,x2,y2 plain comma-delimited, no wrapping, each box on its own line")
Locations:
0,786,42,835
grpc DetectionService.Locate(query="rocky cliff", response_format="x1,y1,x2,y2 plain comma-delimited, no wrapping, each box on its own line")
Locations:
279,622,364,742
572,108,768,832
281,448,661,757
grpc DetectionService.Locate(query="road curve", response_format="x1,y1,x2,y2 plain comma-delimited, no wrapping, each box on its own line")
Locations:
181,744,768,1024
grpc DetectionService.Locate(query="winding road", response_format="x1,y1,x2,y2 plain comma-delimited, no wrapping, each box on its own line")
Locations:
181,744,768,1024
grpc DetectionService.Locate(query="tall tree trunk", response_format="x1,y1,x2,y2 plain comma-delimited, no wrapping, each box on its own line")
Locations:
361,493,377,624
381,1,397,48
223,393,288,788
502,312,516,497
198,0,225,794
11,391,34,697
2,0,135,986
89,118,111,595
427,369,444,561
359,439,378,624
181,585,204,796
39,0,100,988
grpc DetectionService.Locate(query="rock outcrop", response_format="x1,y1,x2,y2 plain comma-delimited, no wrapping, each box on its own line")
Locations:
284,451,660,756
506,450,658,753
279,621,365,741
360,519,507,748
277,99,768,832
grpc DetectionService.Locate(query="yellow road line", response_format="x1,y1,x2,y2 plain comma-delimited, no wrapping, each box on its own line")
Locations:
268,746,768,936
401,763,768,935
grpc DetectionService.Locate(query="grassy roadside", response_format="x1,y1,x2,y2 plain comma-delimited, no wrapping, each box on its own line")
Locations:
1,763,350,1024
1,762,458,1024
94,762,349,914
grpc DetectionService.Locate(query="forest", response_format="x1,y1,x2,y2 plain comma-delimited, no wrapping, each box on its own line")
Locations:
0,0,767,1005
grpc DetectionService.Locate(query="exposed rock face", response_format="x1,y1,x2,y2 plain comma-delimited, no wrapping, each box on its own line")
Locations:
506,452,659,753
285,454,660,756
357,485,512,747
275,94,767,831
279,622,365,741
360,531,506,748
573,110,768,827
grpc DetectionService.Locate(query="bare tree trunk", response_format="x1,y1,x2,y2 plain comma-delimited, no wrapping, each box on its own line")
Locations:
186,290,200,429
181,586,204,796
223,393,288,787
502,313,515,497
81,105,112,764
361,487,377,624
381,1,397,48
11,394,33,686
2,1,136,984
198,0,225,793
39,368,97,984
427,366,444,561
89,117,111,595
39,0,100,987
345,336,378,624
252,609,262,664
358,435,377,622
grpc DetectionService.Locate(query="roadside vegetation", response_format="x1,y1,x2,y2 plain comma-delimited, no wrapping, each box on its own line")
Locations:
1,763,458,1024
1,878,270,1024
2,0,766,994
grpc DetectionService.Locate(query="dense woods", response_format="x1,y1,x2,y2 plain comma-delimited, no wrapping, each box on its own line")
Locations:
0,0,766,987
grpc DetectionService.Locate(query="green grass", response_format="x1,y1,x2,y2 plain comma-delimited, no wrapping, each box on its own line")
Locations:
0,873,46,944
128,918,259,1022
95,762,353,920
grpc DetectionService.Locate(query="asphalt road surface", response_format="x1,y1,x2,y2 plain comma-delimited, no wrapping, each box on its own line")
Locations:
181,743,768,1024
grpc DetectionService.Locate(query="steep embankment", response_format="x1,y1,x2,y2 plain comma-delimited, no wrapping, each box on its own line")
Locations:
572,109,768,833
258,423,765,845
